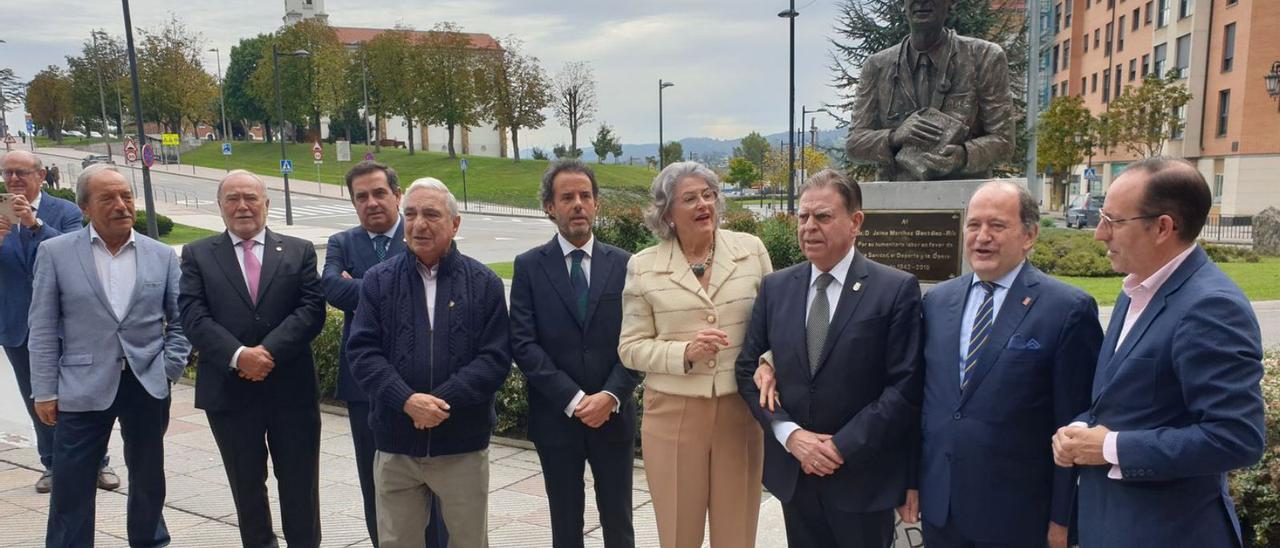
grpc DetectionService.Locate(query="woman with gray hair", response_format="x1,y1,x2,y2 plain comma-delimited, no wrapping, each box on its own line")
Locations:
618,161,773,547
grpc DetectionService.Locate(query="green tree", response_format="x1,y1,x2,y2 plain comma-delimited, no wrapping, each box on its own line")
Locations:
734,131,770,169
661,141,683,166
1036,95,1095,193
1,68,27,134
363,29,418,153
553,61,596,155
552,143,581,159
137,16,217,134
224,34,272,141
1107,71,1193,157
26,66,74,143
727,156,761,187
591,123,621,163
419,22,489,159
485,37,551,162
252,20,349,141
66,30,127,137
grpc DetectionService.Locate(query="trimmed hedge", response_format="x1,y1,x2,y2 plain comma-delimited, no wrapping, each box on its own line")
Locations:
1030,229,1119,277
1230,352,1280,547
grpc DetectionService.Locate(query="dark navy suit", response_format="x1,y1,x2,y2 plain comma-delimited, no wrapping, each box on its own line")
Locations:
919,264,1102,547
321,221,446,547
736,251,923,548
1077,246,1265,548
510,236,640,548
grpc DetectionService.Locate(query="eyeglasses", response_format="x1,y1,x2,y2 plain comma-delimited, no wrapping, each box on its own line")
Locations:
1098,211,1162,227
2,169,37,179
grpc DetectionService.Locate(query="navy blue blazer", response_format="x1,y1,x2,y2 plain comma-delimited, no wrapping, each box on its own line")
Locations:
510,237,640,445
1077,246,1264,548
321,222,407,402
736,252,923,511
919,264,1102,544
0,191,83,347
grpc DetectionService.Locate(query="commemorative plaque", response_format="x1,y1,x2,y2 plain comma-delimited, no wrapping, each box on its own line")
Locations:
859,210,963,282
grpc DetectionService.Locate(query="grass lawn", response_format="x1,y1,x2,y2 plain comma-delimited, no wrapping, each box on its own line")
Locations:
485,261,514,279
1054,257,1280,306
159,223,220,246
181,142,656,208
35,136,119,148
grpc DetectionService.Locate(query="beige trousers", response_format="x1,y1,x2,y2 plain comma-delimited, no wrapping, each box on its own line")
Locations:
641,390,764,548
374,448,489,548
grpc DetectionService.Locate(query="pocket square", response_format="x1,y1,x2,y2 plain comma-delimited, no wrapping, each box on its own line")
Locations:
1006,334,1041,350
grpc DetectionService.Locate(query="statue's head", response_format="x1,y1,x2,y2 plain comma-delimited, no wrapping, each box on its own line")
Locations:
904,0,951,31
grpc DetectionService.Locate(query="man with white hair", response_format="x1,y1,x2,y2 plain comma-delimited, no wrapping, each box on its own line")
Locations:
348,178,511,548
178,169,327,548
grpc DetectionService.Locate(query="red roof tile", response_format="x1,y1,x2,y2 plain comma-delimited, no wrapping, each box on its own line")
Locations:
331,26,501,50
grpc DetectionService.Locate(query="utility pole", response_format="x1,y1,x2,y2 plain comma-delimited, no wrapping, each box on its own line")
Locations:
92,31,114,160
658,79,674,169
209,48,230,142
1027,0,1043,204
120,0,158,238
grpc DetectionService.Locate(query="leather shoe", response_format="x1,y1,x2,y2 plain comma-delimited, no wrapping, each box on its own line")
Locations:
97,465,120,491
35,470,52,494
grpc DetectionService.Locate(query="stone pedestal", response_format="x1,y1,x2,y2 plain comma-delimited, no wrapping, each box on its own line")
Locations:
858,178,1027,282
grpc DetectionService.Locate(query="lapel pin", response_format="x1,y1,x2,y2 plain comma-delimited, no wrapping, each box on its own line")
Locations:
852,282,862,292
449,301,455,308
275,246,283,252
1022,297,1032,306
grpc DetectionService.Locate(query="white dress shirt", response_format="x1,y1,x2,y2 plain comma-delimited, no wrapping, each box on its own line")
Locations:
228,229,267,370
416,260,440,329
366,215,401,242
556,233,621,416
773,245,859,450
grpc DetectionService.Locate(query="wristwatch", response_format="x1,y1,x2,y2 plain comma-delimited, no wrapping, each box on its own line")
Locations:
29,218,44,232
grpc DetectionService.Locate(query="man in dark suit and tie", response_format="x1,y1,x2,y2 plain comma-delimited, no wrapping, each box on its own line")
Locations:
904,181,1102,548
179,169,327,548
322,161,447,547
1053,158,1265,548
511,160,640,548
737,169,923,547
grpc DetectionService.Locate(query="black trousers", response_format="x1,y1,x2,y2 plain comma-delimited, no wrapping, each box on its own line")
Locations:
348,401,448,547
207,398,321,548
780,473,895,548
922,517,1049,548
534,431,635,548
46,368,169,548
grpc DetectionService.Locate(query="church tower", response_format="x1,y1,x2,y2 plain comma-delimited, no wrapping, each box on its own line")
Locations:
283,0,328,25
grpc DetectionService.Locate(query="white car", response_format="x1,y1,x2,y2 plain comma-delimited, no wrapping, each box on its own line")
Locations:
61,130,86,138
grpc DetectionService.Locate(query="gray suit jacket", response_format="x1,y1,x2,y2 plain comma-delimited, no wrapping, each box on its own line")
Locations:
28,227,191,412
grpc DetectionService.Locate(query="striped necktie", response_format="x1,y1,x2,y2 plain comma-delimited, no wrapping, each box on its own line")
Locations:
962,281,997,391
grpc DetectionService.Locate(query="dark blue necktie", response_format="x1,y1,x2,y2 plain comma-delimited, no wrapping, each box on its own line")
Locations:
373,235,390,262
569,249,588,322
963,281,997,391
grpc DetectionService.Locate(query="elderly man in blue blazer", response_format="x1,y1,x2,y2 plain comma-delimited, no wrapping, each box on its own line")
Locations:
906,181,1102,548
1053,158,1266,548
1,150,104,493
29,164,191,548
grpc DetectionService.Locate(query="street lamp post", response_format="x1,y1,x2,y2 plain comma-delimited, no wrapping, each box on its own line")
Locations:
120,0,159,237
778,3,798,213
91,32,114,159
799,105,828,184
1266,61,1280,110
272,43,311,226
0,39,9,143
658,79,674,169
209,48,230,142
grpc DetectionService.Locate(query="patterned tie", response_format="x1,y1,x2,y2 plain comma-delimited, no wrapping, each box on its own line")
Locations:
807,273,835,375
569,249,588,322
241,239,261,305
962,281,997,391
373,235,390,262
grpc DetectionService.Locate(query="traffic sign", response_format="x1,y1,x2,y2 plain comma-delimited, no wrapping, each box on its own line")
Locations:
1083,167,1098,180
125,139,138,162
3,135,15,145
25,120,34,134
222,143,232,156
161,133,180,147
280,159,294,174
363,152,375,162
460,158,468,171
140,144,156,168
312,141,323,163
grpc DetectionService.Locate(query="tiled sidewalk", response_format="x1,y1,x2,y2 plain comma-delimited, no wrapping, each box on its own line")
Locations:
0,383,811,547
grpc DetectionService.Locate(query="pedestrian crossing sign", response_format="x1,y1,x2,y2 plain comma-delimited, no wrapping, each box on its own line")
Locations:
280,159,294,174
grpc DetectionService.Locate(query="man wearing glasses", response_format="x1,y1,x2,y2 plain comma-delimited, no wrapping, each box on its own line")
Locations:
1,151,120,494
1052,157,1265,548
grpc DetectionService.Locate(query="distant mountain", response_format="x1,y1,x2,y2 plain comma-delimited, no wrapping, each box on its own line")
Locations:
524,129,847,165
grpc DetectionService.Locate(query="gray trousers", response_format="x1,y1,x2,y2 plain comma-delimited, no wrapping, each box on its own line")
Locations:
374,449,489,548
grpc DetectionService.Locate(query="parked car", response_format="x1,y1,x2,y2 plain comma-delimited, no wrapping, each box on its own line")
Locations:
81,154,115,168
1065,193,1105,229
61,130,86,138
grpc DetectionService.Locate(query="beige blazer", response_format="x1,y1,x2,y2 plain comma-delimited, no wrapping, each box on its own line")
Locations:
619,229,773,398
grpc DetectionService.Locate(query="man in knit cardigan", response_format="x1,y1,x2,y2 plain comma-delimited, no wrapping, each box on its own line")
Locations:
347,178,511,548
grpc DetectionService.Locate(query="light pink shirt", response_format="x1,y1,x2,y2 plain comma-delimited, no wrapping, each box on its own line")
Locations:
1091,244,1197,479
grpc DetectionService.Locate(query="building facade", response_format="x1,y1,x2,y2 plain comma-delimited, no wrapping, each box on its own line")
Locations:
1039,0,1280,216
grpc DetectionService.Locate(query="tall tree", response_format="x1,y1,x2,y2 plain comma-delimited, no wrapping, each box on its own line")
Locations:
0,68,25,135
1106,71,1193,157
660,141,683,166
137,16,217,134
419,22,489,158
733,131,770,169
224,34,273,141
485,37,551,162
591,123,621,163
1036,95,1095,198
66,30,128,136
727,156,761,187
25,66,74,143
364,29,419,154
553,61,597,155
252,20,349,141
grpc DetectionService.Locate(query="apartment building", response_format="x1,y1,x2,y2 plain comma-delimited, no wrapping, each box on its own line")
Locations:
1038,0,1280,216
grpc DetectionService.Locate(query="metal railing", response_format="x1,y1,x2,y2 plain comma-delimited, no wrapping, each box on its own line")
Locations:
1201,215,1252,244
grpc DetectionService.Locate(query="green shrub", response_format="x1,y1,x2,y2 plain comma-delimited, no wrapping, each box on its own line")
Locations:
135,211,174,237
1031,228,1120,277
595,203,656,254
1204,242,1262,264
1231,353,1280,547
758,214,804,271
721,209,759,234
494,369,528,435
46,187,77,203
1029,241,1058,273
1040,217,1056,228
311,306,345,398
1055,249,1113,277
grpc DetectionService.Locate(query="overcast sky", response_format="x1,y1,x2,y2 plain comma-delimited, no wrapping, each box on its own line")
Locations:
2,0,848,149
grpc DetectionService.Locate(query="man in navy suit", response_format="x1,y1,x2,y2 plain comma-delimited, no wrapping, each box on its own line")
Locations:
905,181,1102,548
737,169,923,548
322,161,446,547
511,160,640,548
1,151,118,494
1053,158,1265,548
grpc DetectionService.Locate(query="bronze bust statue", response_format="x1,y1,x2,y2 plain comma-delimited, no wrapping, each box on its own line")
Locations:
846,0,1015,181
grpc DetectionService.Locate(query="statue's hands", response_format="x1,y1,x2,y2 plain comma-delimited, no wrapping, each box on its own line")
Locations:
891,113,945,149
921,144,966,174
